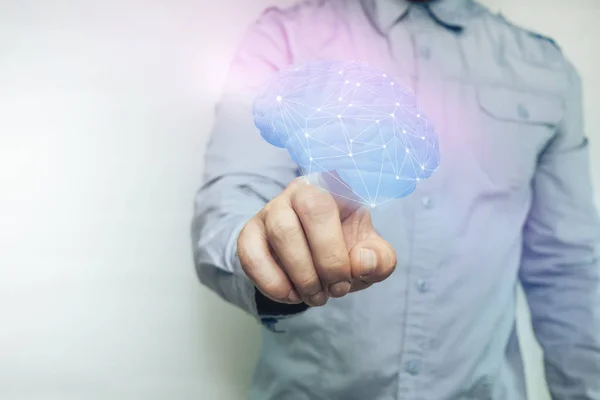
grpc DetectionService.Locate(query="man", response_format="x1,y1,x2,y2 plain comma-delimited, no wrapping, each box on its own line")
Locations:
192,0,600,398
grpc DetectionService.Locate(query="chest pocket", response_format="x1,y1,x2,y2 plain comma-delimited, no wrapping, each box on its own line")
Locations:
473,86,563,190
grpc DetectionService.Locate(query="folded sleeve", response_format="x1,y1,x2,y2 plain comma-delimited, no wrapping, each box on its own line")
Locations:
191,8,309,322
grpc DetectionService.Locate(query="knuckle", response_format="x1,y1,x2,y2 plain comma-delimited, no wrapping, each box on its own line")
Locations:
290,176,307,188
317,252,348,273
265,214,301,244
295,275,322,295
236,228,252,265
260,276,289,301
294,190,337,221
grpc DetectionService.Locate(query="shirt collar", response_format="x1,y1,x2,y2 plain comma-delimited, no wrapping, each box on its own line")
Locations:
365,0,485,34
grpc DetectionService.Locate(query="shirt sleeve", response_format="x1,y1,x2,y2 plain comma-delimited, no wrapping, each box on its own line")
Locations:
519,61,600,399
191,7,309,322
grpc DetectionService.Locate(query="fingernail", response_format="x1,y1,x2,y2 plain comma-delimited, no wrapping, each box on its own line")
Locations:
287,289,302,303
308,292,328,306
329,281,351,298
360,248,377,276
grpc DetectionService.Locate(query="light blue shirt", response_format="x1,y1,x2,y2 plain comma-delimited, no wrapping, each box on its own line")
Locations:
192,0,600,398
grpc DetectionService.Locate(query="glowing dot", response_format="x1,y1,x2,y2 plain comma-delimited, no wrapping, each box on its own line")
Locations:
338,114,342,118
339,71,343,74
356,82,361,86
421,136,425,140
402,130,406,133
383,74,387,77
421,165,425,170
406,148,410,153
348,153,353,157
391,82,395,85
276,96,282,102
317,108,321,112
304,133,309,138
370,203,376,208
417,114,421,118
338,97,343,101
416,177,421,182
382,145,387,148
396,175,400,180
376,120,380,123
396,103,400,106
350,139,354,143
345,80,350,84
349,103,353,107
309,157,313,161
390,113,394,117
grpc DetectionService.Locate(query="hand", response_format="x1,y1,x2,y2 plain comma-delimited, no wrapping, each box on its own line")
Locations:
237,175,397,307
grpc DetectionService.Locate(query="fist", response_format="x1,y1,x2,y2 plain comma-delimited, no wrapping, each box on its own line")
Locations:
237,176,397,307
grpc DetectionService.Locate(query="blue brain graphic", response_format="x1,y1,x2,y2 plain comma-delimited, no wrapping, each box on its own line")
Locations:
253,60,440,207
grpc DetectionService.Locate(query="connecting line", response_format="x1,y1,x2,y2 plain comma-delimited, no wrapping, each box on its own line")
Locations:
256,60,439,207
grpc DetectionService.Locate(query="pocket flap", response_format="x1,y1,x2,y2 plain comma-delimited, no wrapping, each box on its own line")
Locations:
477,86,563,125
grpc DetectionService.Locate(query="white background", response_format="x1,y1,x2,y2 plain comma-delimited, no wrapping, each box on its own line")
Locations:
0,0,598,399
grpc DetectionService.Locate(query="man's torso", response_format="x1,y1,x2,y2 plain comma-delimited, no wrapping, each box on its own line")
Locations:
247,1,570,399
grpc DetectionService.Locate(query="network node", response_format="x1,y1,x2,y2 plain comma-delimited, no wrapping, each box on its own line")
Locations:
252,59,440,207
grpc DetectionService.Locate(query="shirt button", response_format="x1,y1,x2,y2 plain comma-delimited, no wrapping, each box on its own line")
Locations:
419,47,431,60
416,279,429,293
517,104,529,119
421,196,433,209
404,360,421,375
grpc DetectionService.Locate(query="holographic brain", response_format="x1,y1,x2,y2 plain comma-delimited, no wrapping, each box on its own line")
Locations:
253,60,439,207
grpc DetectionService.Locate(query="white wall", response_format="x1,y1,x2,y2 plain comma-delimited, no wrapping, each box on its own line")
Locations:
0,1,597,399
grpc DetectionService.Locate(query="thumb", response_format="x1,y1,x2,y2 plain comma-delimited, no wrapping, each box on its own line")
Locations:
349,237,397,284
303,170,397,283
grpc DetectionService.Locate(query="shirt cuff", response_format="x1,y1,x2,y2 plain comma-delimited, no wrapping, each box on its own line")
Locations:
254,287,309,316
